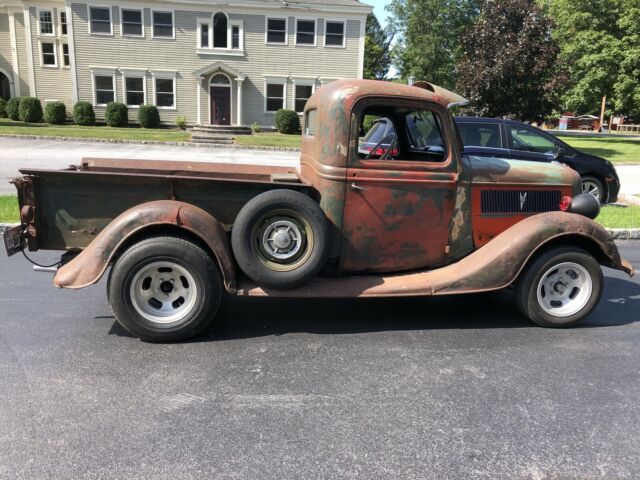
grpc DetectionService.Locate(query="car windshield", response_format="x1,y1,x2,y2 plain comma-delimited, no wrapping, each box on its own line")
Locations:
363,120,389,144
510,127,556,154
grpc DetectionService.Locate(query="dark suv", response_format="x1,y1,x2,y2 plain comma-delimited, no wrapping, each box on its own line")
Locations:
359,116,620,203
455,117,620,203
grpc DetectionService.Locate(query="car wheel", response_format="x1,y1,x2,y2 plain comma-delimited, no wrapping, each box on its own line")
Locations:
231,189,330,289
108,235,222,342
581,176,606,203
516,246,603,327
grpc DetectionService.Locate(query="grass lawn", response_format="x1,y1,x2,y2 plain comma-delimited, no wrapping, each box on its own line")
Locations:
0,196,18,223
0,118,190,142
235,132,301,149
557,135,640,164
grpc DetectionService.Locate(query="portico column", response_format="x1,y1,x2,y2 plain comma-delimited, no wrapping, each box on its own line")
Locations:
196,76,203,125
235,78,244,126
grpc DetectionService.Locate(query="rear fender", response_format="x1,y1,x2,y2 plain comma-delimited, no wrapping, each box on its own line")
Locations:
428,211,633,295
53,200,237,291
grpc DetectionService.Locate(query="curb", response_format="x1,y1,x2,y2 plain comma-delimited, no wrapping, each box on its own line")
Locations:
1,223,639,240
0,134,302,152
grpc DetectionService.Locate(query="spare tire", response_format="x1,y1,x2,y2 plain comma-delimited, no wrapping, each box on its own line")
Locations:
231,189,330,289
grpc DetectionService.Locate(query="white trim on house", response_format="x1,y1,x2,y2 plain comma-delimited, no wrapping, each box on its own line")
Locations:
150,70,177,109
60,42,70,69
265,16,288,45
89,67,116,106
208,71,232,125
59,9,68,36
151,9,175,40
65,4,79,102
196,14,244,55
357,18,365,78
292,77,316,113
263,75,288,113
294,16,317,47
24,7,37,95
8,11,21,96
119,6,145,38
323,18,346,48
39,39,58,68
36,7,55,36
88,5,113,36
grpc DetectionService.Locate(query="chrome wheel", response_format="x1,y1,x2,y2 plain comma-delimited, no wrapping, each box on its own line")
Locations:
582,179,601,201
129,261,199,324
536,262,593,317
262,218,304,261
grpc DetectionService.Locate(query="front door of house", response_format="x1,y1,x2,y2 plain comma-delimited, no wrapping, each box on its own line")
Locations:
211,86,231,125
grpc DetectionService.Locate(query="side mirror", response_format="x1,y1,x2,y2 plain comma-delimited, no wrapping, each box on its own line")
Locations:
554,147,566,161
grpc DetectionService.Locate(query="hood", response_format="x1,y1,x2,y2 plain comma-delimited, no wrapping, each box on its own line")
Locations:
469,156,582,194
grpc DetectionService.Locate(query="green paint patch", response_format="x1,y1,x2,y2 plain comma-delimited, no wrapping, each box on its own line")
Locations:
235,133,301,149
596,205,640,229
557,135,640,164
0,196,19,223
0,118,190,142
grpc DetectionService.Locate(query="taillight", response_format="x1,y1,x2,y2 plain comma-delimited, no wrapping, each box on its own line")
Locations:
559,195,572,212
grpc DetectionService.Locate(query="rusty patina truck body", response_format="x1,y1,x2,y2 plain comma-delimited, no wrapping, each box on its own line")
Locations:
5,80,633,341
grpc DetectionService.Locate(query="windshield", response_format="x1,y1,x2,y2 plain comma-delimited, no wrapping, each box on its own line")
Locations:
363,120,389,144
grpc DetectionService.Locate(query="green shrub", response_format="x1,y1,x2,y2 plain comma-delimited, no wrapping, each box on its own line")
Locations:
104,102,128,127
175,116,187,130
251,121,260,133
43,101,67,124
6,97,20,120
138,105,160,128
274,109,300,134
18,97,43,122
0,98,7,118
72,101,95,126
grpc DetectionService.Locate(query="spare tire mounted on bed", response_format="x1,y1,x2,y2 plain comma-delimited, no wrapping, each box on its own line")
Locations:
231,189,330,289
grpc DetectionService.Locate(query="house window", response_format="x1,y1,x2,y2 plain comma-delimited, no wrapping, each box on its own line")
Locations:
200,23,209,48
152,11,174,38
266,18,286,44
155,77,175,108
39,10,54,35
62,44,70,66
95,75,114,105
89,7,112,35
325,20,345,47
213,12,227,48
60,11,67,35
266,83,285,112
122,9,143,37
125,77,145,106
232,25,240,49
41,42,56,66
295,84,313,113
296,19,315,45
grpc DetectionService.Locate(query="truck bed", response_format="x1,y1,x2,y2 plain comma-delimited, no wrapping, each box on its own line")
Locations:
17,158,310,251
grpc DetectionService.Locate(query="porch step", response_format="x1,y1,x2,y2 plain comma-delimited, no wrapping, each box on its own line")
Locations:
191,134,235,141
191,125,252,135
190,137,235,145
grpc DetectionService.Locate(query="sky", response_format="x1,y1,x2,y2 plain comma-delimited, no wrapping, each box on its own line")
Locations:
365,0,390,27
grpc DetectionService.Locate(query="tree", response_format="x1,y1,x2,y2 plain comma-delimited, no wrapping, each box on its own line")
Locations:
363,14,394,80
550,0,623,115
387,0,481,89
455,0,559,120
613,0,640,119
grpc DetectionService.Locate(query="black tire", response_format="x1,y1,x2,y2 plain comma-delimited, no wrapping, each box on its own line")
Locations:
107,235,222,342
581,175,606,204
516,246,603,328
231,189,330,289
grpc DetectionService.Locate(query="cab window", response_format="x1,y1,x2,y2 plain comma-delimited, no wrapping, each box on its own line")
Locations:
457,122,502,148
509,126,556,154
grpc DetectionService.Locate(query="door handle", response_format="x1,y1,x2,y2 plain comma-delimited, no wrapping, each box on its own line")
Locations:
351,182,368,192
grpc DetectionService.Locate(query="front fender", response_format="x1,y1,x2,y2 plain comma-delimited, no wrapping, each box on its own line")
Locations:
428,211,633,295
53,200,237,290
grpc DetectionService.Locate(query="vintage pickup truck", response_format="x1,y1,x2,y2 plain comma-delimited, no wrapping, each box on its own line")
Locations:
4,80,634,341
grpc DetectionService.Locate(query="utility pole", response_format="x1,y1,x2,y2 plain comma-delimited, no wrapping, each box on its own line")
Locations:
599,95,606,132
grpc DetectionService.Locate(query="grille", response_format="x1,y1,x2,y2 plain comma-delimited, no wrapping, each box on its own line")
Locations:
481,189,561,214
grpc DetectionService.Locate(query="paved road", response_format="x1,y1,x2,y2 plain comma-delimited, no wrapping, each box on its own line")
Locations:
0,242,639,479
0,137,299,194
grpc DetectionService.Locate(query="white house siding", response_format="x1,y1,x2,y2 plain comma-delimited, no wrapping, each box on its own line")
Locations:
70,3,366,126
0,12,13,92
14,13,31,96
26,7,72,107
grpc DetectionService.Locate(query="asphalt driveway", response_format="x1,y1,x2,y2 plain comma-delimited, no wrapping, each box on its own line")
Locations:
0,242,639,479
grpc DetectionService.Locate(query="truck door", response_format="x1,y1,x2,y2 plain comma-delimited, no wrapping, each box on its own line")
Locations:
340,101,459,273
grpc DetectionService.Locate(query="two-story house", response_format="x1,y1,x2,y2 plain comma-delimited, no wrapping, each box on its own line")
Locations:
0,0,371,127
